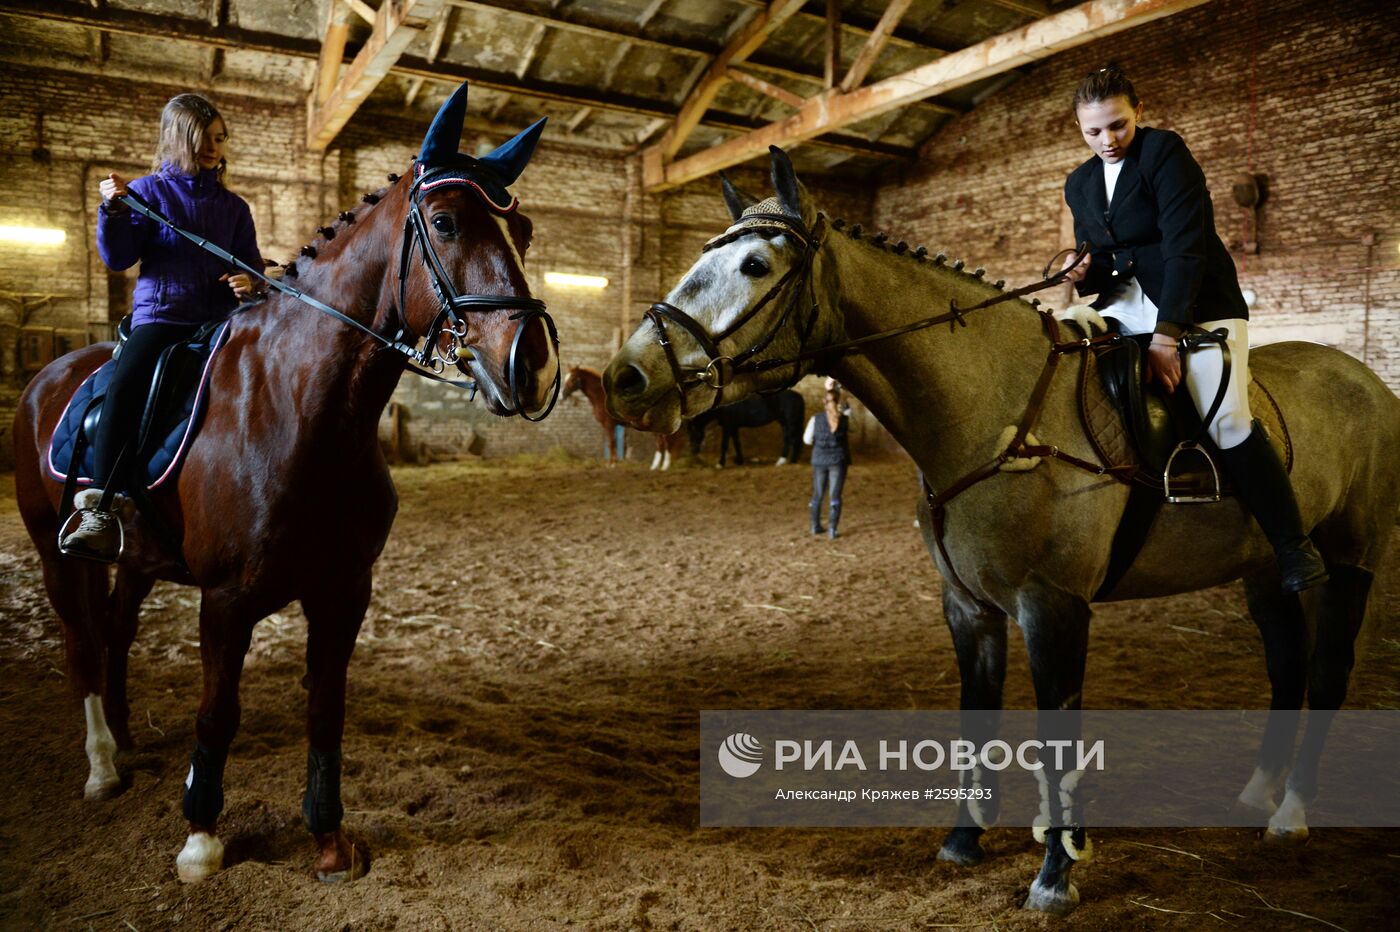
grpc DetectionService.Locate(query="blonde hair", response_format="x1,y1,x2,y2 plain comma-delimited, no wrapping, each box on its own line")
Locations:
152,93,227,183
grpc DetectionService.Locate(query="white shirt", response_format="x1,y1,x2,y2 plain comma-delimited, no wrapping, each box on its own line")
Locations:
1097,159,1160,336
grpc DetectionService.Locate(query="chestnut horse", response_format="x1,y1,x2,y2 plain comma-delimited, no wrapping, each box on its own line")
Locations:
604,147,1400,915
12,84,557,884
562,364,682,468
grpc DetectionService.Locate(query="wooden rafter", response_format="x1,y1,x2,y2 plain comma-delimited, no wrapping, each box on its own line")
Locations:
406,7,453,108
726,67,805,109
659,0,807,159
823,0,839,88
307,0,446,151
315,0,352,104
643,0,1213,191
839,0,913,92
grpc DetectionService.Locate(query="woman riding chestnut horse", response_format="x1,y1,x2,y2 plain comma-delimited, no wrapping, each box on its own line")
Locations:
14,83,558,884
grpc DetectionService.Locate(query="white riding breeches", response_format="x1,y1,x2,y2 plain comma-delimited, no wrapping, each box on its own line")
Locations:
1181,318,1253,450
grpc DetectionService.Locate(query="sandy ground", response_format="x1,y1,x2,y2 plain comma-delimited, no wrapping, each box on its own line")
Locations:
1,455,1397,931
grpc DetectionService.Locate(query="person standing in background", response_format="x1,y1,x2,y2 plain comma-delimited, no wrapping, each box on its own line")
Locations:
804,378,852,539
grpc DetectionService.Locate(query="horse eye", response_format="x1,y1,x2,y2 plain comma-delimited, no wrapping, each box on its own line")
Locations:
740,255,770,277
431,215,456,235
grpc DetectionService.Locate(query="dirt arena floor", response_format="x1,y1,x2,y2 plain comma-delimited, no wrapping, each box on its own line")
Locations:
1,454,1397,931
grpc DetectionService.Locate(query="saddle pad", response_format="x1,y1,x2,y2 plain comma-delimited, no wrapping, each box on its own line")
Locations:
1078,350,1292,484
47,322,231,490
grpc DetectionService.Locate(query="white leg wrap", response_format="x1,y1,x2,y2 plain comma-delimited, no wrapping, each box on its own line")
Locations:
1238,765,1284,814
662,451,671,470
176,831,225,883
1061,829,1094,862
83,695,120,800
650,451,661,470
966,765,995,829
1032,768,1051,843
775,456,788,466
1266,788,1309,840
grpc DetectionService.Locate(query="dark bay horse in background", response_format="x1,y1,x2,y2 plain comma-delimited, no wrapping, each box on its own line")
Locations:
687,389,805,467
562,364,682,468
604,147,1400,915
13,84,558,884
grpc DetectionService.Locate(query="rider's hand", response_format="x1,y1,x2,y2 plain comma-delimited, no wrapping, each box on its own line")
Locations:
221,272,256,299
99,173,129,203
1061,250,1090,284
1147,335,1182,393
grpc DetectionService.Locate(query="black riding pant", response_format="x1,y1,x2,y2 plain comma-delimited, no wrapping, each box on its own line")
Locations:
93,321,198,490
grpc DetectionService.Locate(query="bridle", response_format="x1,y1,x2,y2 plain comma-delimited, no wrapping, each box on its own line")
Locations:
399,163,560,421
643,212,824,417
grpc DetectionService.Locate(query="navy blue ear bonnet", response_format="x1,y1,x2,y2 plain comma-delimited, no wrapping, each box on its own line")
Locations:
412,82,547,215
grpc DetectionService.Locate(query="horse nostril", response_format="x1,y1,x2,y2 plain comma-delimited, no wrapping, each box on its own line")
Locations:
612,364,648,399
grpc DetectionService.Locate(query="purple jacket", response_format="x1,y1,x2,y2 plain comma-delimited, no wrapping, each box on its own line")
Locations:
97,164,262,327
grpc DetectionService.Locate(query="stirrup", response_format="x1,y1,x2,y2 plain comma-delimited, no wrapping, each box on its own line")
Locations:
1163,441,1222,504
57,508,125,563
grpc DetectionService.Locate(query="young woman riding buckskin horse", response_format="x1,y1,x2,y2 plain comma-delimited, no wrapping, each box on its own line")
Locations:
601,125,1400,913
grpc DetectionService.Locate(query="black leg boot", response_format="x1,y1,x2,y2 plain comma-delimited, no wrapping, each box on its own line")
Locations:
810,501,825,536
1218,421,1329,593
828,502,841,540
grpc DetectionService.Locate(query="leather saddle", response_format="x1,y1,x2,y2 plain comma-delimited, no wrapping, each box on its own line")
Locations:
49,316,231,494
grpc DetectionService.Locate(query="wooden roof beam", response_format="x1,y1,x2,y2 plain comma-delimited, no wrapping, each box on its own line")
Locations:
644,0,1212,191
307,0,446,151
839,0,913,92
726,67,805,109
658,0,808,159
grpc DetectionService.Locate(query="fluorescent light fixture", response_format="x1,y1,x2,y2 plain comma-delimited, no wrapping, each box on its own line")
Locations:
0,225,66,246
545,271,608,289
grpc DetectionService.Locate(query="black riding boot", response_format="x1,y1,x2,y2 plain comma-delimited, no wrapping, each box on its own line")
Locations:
810,501,825,536
828,502,842,540
1218,421,1328,593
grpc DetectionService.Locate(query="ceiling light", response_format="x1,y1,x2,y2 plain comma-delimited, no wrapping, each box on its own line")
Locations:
0,225,65,246
545,272,608,289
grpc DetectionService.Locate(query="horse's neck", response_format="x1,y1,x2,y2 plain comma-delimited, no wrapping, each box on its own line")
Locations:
259,198,405,438
580,371,611,418
820,234,1050,490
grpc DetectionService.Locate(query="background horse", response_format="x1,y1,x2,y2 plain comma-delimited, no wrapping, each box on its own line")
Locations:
687,390,805,467
603,147,1400,915
12,85,557,885
562,364,681,468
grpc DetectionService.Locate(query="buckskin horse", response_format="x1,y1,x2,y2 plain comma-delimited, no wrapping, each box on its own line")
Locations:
13,83,558,884
603,146,1400,915
561,363,682,468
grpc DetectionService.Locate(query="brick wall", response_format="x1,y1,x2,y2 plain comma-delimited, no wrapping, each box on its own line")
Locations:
873,0,1400,391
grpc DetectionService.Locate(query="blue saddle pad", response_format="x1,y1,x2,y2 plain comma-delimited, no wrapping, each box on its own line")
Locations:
47,322,231,491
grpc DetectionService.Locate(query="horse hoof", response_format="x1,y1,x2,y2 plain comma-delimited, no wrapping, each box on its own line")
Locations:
1265,790,1308,841
1023,879,1079,916
176,832,224,883
314,831,370,883
936,840,984,866
83,773,122,801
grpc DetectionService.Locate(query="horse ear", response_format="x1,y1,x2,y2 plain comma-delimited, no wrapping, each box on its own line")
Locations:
478,117,548,186
420,81,469,167
720,171,760,221
769,145,814,228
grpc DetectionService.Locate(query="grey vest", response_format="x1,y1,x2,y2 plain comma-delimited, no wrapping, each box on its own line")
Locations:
811,412,850,467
